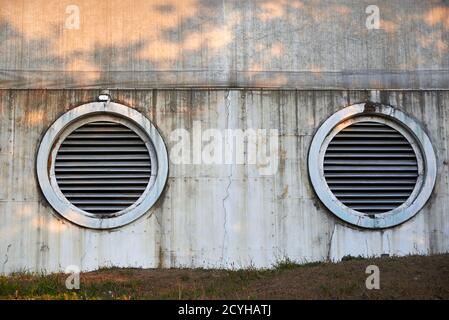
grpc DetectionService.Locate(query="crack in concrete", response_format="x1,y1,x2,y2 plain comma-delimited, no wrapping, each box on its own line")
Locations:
221,170,232,263
154,212,164,268
221,90,232,265
2,244,12,272
327,225,336,262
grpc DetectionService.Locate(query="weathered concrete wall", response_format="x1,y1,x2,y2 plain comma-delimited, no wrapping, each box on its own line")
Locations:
0,89,448,274
1,0,448,89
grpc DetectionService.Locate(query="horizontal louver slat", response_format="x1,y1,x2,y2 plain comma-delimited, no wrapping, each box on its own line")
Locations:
60,186,147,191
55,121,152,215
75,127,132,132
325,173,418,178
348,205,398,211
67,133,139,139
340,199,406,204
330,186,415,191
324,159,417,165
62,140,144,145
55,168,151,172
325,153,416,158
76,206,130,212
57,154,150,160
57,179,149,184
334,133,403,138
324,165,418,171
326,179,416,184
70,200,136,205
58,147,148,152
333,192,412,198
324,121,418,215
327,146,413,151
330,140,409,145
65,193,142,198
56,174,151,179
55,161,150,167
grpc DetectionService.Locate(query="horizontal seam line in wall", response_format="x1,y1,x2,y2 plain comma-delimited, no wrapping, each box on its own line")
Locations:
1,88,449,91
2,69,449,73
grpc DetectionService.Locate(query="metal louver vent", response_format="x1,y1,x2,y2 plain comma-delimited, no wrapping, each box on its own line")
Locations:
54,121,151,215
323,121,419,215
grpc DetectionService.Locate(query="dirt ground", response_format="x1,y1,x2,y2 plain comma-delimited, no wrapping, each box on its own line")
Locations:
1,254,448,299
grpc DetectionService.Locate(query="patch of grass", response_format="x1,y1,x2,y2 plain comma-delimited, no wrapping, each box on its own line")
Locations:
0,254,448,299
193,269,265,299
180,274,190,282
0,273,66,299
273,258,325,271
318,284,332,297
338,282,360,295
273,258,302,271
341,255,365,262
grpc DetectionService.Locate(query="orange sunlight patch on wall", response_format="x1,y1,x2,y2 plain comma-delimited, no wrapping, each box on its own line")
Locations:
270,43,284,58
0,0,200,66
257,0,304,22
424,6,449,29
26,110,45,125
381,20,398,33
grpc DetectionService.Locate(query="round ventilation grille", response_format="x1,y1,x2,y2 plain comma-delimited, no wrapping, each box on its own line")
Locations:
308,104,437,229
37,102,169,229
323,121,419,215
54,121,152,215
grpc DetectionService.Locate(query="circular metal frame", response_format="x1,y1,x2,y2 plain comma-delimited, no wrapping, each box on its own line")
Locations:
37,102,169,229
308,103,437,229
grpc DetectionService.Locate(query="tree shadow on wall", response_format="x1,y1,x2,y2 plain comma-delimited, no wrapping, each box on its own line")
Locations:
0,0,448,88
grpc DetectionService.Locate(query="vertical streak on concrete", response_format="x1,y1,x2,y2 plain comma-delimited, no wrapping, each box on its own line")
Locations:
221,90,232,265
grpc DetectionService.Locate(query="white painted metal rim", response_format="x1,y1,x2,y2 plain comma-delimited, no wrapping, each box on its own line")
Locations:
36,102,169,229
308,103,437,229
